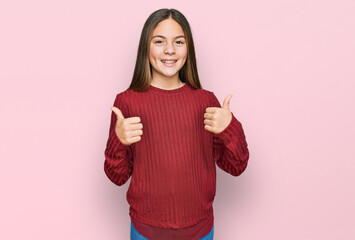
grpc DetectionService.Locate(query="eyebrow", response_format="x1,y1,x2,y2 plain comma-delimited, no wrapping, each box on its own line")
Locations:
151,35,186,40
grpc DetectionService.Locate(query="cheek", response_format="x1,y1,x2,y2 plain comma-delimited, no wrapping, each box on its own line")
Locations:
177,47,187,59
149,46,161,60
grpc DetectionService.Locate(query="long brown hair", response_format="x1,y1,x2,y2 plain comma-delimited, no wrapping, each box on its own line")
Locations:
126,8,202,92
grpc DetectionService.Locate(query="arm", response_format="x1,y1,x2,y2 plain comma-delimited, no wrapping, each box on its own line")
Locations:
210,92,250,176
104,93,134,186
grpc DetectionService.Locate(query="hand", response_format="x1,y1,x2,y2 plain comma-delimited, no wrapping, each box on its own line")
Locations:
204,94,233,134
111,106,143,145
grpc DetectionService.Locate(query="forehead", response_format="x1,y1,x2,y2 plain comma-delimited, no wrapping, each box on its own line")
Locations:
152,18,184,37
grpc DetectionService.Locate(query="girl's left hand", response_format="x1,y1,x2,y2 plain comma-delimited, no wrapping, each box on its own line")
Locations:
204,94,233,134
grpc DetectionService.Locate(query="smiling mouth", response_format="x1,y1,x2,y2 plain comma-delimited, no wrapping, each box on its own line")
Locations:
161,60,177,63
161,59,177,67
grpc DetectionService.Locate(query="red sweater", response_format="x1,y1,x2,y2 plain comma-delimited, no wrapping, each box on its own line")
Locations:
104,83,249,239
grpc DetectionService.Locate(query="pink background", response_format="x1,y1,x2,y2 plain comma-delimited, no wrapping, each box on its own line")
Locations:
1,0,354,239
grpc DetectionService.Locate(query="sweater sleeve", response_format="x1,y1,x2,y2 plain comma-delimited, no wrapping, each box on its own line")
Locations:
210,92,250,176
104,93,134,186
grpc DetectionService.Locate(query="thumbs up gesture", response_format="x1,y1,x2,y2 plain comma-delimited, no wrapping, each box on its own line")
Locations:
111,106,143,145
204,94,233,134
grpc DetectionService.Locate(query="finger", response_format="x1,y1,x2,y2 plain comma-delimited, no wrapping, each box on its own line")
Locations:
130,129,143,137
204,112,215,120
205,107,219,113
222,94,233,109
129,123,143,130
130,135,142,144
112,107,125,120
125,116,141,124
204,124,214,132
204,119,213,126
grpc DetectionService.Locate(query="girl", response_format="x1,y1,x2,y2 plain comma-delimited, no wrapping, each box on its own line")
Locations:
104,8,249,240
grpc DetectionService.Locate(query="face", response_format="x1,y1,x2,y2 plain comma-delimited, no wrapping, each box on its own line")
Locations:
149,18,187,81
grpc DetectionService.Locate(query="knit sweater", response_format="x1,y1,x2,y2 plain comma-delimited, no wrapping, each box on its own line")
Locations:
104,83,249,239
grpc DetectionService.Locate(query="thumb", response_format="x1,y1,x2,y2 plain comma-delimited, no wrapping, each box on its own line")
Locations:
222,94,233,109
111,106,125,120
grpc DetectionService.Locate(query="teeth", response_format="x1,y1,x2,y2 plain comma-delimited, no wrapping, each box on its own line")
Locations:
162,60,177,63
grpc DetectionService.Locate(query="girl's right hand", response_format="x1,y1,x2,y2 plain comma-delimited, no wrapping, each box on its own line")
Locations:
111,106,143,145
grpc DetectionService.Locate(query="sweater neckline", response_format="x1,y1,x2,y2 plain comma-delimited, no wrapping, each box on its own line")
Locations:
149,83,188,94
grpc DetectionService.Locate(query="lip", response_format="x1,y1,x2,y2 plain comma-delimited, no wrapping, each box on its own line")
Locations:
161,59,177,67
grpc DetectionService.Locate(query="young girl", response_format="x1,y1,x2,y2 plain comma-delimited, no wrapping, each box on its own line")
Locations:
104,8,249,240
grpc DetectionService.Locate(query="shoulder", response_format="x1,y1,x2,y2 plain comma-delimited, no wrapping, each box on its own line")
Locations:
189,86,215,99
112,90,135,116
195,87,221,107
193,87,219,104
114,89,135,102
187,86,221,108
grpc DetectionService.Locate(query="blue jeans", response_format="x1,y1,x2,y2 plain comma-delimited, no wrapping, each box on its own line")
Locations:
130,222,214,240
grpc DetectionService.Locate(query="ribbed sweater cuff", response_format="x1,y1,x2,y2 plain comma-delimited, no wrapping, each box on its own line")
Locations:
107,130,131,158
213,112,243,143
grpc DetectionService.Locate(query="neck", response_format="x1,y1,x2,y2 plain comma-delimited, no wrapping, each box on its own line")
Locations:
150,75,185,90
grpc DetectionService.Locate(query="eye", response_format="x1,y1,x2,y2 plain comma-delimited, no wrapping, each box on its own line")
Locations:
154,40,163,44
176,40,184,44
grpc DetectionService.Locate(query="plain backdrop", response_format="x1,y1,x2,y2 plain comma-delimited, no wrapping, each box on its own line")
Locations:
1,0,354,239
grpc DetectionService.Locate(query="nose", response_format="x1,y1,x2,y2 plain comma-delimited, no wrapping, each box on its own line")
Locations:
164,42,176,54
